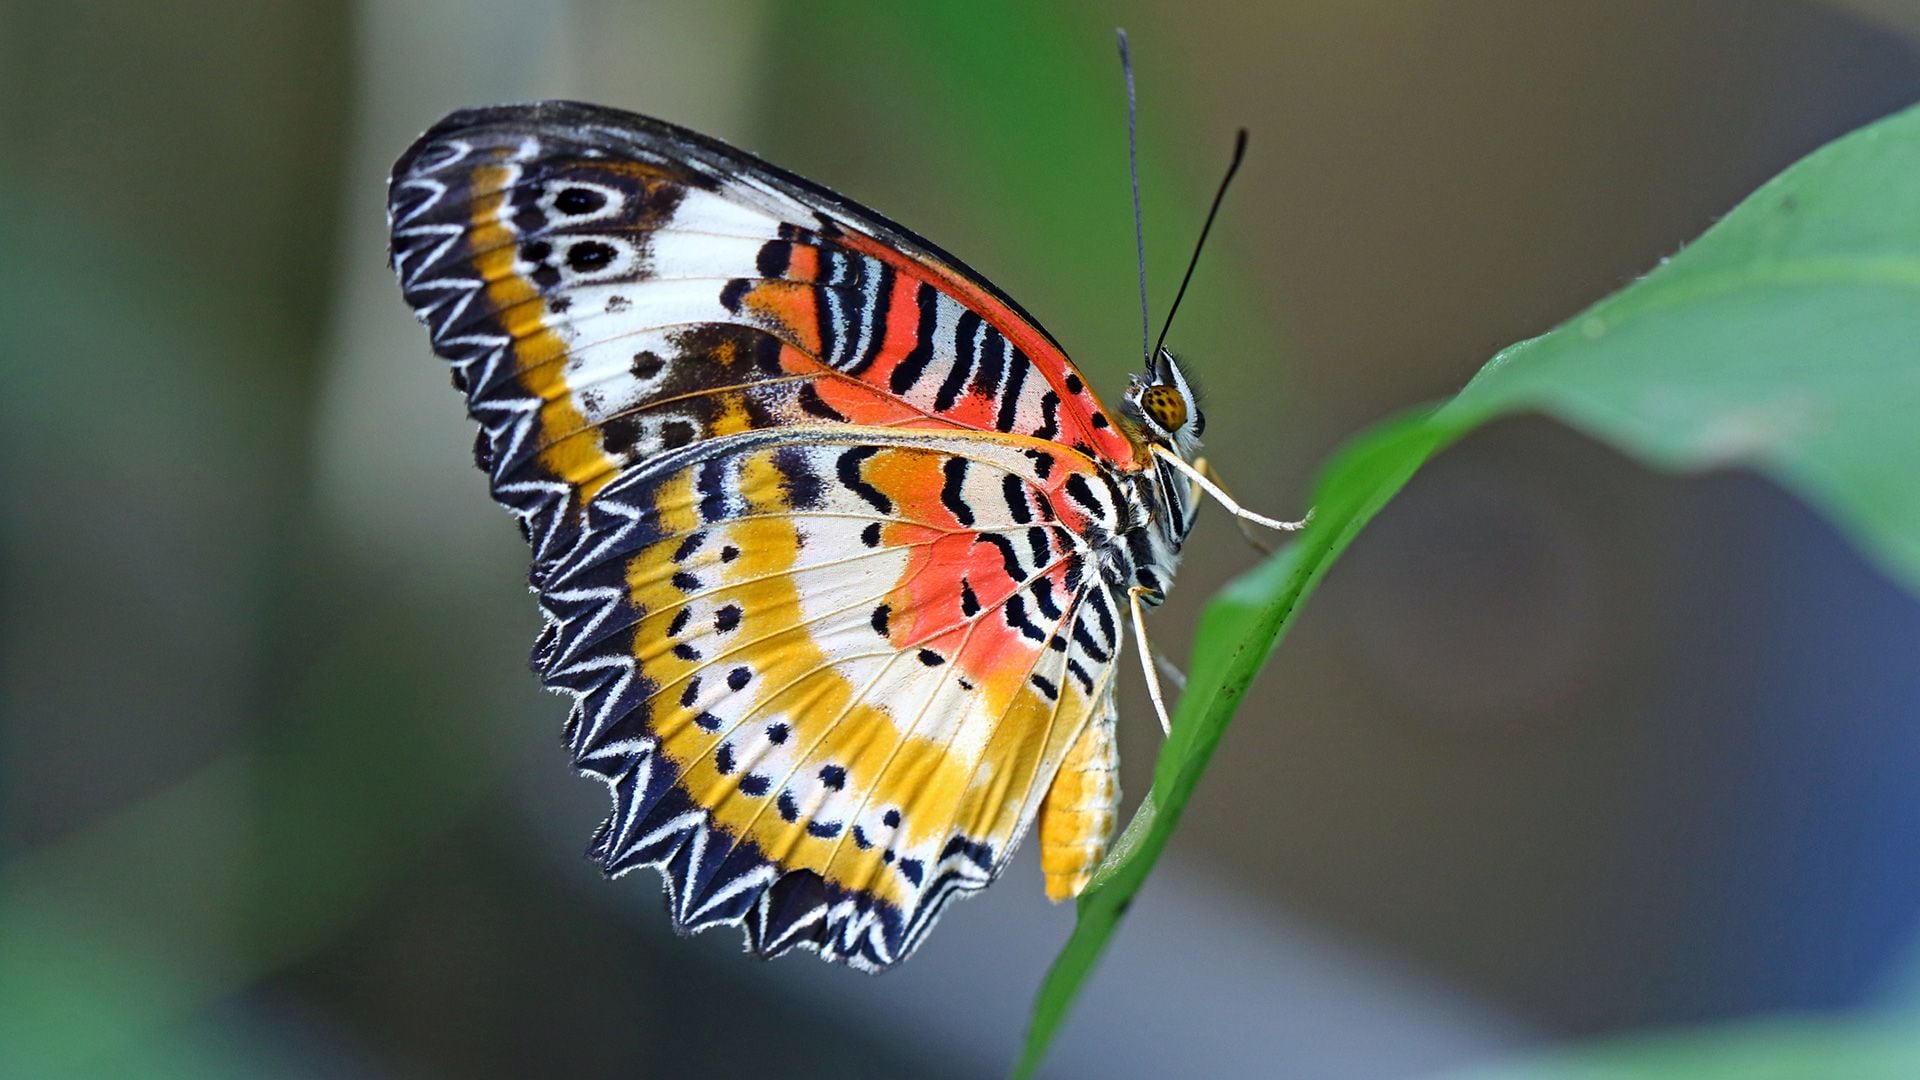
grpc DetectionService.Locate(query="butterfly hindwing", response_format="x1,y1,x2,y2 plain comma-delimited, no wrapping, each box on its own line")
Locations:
536,426,1127,968
387,101,1139,573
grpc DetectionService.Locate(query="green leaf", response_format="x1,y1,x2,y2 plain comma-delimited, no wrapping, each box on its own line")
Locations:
1015,98,1920,1079
1442,100,1920,586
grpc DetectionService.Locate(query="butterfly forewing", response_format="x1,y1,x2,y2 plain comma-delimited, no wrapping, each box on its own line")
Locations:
388,101,1138,572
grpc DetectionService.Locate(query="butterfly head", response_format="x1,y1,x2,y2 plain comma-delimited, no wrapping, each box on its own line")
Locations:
1124,348,1205,457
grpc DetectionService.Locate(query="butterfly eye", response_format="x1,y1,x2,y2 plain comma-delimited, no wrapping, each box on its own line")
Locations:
1140,384,1188,433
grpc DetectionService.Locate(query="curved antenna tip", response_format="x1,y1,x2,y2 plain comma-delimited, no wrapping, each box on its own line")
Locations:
1151,128,1252,359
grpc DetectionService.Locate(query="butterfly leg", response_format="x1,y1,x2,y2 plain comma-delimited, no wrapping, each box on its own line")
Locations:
1129,585,1176,736
1187,455,1278,555
1151,444,1312,536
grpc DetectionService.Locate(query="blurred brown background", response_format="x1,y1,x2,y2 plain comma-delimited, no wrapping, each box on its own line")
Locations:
5,2,1920,1076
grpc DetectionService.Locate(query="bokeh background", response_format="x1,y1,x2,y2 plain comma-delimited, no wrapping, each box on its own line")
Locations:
6,2,1920,1076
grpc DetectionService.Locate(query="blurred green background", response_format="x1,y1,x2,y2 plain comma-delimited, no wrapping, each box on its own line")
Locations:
5,2,1920,1077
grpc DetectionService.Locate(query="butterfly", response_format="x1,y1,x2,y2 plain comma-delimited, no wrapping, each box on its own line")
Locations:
386,100,1298,971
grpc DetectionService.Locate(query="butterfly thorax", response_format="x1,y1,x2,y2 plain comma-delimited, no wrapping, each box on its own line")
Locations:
1096,458,1195,608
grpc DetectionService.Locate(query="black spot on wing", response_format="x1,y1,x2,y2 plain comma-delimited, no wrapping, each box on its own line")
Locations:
1035,391,1060,440
1064,474,1100,516
696,458,730,522
772,445,825,509
936,310,980,410
795,382,847,421
940,835,994,869
666,607,692,637
995,348,1030,432
848,262,896,377
1003,474,1033,524
1072,620,1110,665
1026,526,1051,567
978,533,1024,582
1032,575,1063,621
971,324,1005,398
1089,588,1116,645
756,238,793,278
661,419,697,449
555,186,606,214
940,457,974,526
753,332,785,375
1004,594,1045,642
563,240,614,273
886,282,939,390
836,447,892,513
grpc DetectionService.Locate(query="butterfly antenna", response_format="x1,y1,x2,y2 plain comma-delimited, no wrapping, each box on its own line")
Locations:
1151,128,1248,359
1118,28,1150,361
